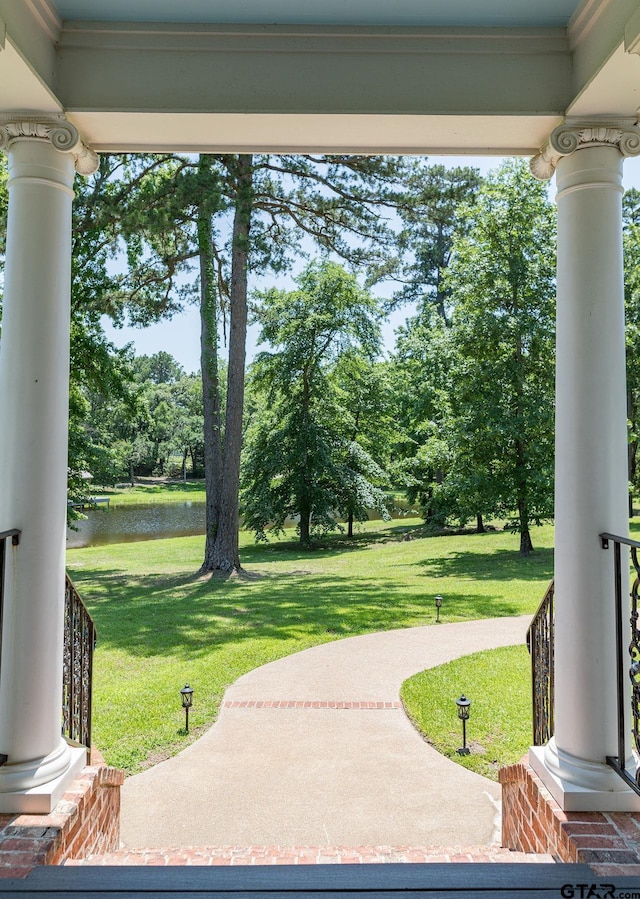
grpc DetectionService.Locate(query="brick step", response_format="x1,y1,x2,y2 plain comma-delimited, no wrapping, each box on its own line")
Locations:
66,845,555,866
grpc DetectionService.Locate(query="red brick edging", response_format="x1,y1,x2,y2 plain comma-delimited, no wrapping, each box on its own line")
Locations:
499,757,640,877
222,700,401,710
66,844,553,866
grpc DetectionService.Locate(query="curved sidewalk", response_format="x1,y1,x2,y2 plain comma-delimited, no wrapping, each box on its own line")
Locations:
121,616,530,850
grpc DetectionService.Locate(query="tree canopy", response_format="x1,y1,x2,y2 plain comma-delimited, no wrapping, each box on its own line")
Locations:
242,261,388,544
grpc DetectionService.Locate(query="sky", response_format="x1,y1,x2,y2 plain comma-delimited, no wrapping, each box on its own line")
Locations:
101,153,640,374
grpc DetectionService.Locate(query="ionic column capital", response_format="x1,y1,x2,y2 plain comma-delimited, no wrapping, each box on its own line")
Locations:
0,115,98,175
530,118,640,180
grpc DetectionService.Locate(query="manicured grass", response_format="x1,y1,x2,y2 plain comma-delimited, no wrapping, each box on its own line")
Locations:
66,519,554,775
400,644,532,781
94,480,206,507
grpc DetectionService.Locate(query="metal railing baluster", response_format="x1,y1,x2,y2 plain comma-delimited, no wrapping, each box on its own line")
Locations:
527,579,555,746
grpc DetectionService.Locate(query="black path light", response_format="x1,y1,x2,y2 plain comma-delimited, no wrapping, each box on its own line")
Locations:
435,594,443,623
180,684,194,733
455,694,471,755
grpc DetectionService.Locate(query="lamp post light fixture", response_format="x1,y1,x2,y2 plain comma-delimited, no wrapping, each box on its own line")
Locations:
180,684,194,733
435,594,443,623
455,694,471,755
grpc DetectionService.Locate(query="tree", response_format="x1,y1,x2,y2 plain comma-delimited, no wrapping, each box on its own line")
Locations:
115,151,405,569
624,188,640,513
331,354,395,535
242,261,384,544
67,320,142,495
196,154,404,570
386,162,481,528
389,306,453,526
391,161,481,321
443,159,556,554
67,155,203,497
0,156,7,263
133,350,184,386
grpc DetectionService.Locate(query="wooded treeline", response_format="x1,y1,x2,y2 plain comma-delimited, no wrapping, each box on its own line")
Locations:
2,153,640,560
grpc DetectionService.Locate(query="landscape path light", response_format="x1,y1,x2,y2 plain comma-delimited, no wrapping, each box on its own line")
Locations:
180,684,194,733
435,594,443,623
455,694,471,755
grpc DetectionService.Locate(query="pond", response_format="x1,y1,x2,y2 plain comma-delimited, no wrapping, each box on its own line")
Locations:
66,498,415,549
66,501,207,549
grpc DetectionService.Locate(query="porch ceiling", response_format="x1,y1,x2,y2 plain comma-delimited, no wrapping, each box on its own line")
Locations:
53,0,582,28
0,0,639,154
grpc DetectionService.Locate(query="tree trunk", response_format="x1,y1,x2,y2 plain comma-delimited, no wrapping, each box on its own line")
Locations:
182,450,187,483
129,460,135,487
300,505,311,545
209,155,253,572
198,156,224,572
520,526,534,556
518,496,534,555
476,513,485,533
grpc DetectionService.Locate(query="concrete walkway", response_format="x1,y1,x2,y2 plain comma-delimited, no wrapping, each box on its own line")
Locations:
121,616,530,850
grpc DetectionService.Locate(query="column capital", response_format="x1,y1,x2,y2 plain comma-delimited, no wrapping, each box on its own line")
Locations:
0,115,98,176
530,118,640,181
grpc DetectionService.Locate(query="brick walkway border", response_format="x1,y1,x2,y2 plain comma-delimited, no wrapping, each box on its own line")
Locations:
67,845,554,866
221,700,402,710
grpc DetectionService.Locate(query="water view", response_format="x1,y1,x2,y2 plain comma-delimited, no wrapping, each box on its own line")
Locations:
66,498,413,549
66,501,206,549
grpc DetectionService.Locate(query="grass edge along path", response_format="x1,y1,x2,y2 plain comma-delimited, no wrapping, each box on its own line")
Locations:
67,519,554,775
400,644,532,782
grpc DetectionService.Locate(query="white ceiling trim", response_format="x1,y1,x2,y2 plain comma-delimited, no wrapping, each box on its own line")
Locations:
567,0,640,118
59,21,569,54
56,25,571,119
568,0,616,49
66,111,563,156
625,3,640,52
0,35,62,112
23,0,61,43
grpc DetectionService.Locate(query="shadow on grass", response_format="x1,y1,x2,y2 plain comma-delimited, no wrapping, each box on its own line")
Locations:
419,545,554,583
70,562,525,660
233,521,440,564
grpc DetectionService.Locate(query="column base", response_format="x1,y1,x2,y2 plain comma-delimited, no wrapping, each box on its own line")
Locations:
529,745,640,812
0,745,86,814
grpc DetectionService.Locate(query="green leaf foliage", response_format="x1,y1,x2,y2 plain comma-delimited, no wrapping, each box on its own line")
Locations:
442,160,557,551
242,261,390,543
624,188,640,503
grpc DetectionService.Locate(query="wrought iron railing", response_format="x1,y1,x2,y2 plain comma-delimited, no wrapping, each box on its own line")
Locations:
600,532,640,796
63,574,96,752
0,529,20,766
0,530,20,660
0,538,94,756
526,579,554,746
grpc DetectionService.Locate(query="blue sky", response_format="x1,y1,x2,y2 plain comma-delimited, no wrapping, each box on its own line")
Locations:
102,154,640,374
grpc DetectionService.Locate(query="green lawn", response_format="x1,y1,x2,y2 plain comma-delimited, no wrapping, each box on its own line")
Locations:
92,479,206,507
401,644,532,781
67,519,554,774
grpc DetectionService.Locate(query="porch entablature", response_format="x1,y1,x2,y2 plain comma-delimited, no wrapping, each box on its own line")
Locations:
1,0,640,155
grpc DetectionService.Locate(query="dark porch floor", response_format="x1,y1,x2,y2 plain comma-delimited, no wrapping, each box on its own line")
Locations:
0,862,621,898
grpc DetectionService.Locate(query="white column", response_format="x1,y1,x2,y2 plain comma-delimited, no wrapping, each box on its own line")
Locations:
0,118,98,813
530,120,640,811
